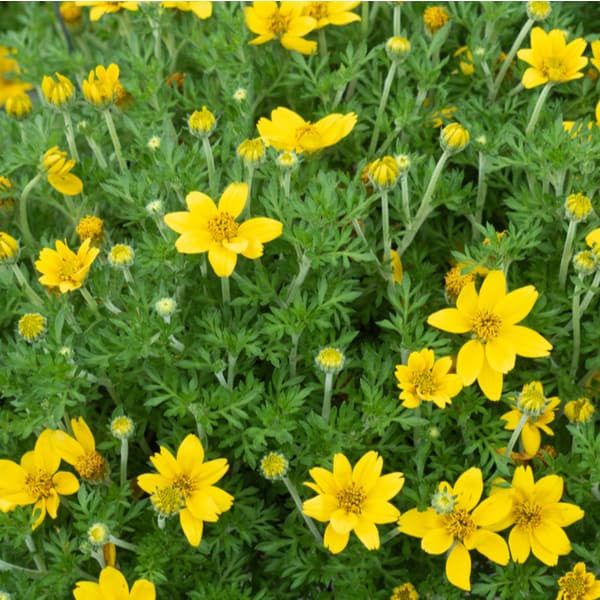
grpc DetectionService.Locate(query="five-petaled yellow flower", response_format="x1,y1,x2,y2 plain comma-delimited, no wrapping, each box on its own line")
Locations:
245,2,317,55
163,182,282,277
82,63,121,106
427,270,552,401
557,562,600,600
73,566,155,600
257,107,357,154
76,1,138,21
398,467,510,591
301,2,361,29
52,417,108,482
41,146,83,195
0,429,79,529
137,434,234,547
517,27,588,89
394,348,463,409
302,451,404,554
35,238,100,293
501,381,560,457
161,1,212,19
488,466,584,566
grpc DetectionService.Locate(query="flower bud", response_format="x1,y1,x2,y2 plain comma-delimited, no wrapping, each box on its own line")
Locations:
315,347,345,374
440,122,470,153
237,138,266,165
526,1,551,21
386,37,410,62
367,156,400,189
188,106,216,136
5,92,32,118
259,452,289,480
0,231,19,264
17,313,47,343
564,193,592,223
423,6,450,36
41,72,75,107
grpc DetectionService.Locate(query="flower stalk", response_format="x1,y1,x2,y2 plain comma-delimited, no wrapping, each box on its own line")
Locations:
25,535,46,572
18,173,42,250
62,111,79,162
525,82,553,135
369,62,398,155
282,476,323,546
202,136,216,195
119,437,129,488
102,109,126,172
285,253,311,307
79,286,100,316
473,151,488,237
321,371,334,422
380,189,391,272
9,264,45,307
559,220,578,290
504,413,529,457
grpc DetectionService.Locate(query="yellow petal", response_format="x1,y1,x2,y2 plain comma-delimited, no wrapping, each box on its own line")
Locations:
186,190,217,215
521,422,541,457
471,494,513,530
457,339,484,385
446,542,472,591
130,580,156,600
52,471,79,496
508,525,531,563
502,325,552,357
478,270,505,312
71,417,95,452
477,359,503,401
360,499,400,524
180,508,203,546
302,495,338,522
330,508,358,534
306,467,337,496
494,285,538,324
222,236,249,254
150,446,178,479
73,581,102,600
353,517,380,550
280,34,317,55
485,337,515,373
332,453,352,488
351,451,382,492
398,508,441,538
456,280,478,316
47,173,83,196
238,217,283,249
35,430,61,474
186,491,220,522
469,529,509,565
422,527,453,554
194,458,229,486
218,182,248,218
208,243,238,277
522,67,548,88
453,468,483,512
427,308,471,334
137,473,169,494
366,472,404,503
175,231,213,253
98,566,129,594
176,434,204,474
204,486,234,513
323,522,349,554
541,503,584,527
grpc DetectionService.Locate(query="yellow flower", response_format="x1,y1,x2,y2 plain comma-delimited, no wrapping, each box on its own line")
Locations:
188,106,216,136
163,182,282,277
41,146,83,195
423,6,450,36
565,193,592,222
73,566,155,600
137,434,234,547
0,46,32,106
35,238,99,293
564,397,595,424
41,72,75,107
237,138,266,165
0,231,19,263
259,452,289,480
110,415,135,439
390,582,419,600
501,381,560,457
444,264,477,300
257,107,357,154
557,562,600,600
592,40,600,72
517,28,587,89
5,92,32,118
394,348,463,409
76,2,139,21
488,466,584,566
87,522,110,545
60,2,83,25
367,156,400,190
302,451,404,554
52,417,108,482
0,430,79,529
386,36,411,62
440,122,469,153
454,46,474,76
108,244,135,267
398,467,510,591
427,270,552,401
527,1,551,21
301,2,360,29
585,228,600,261
82,63,121,107
161,1,212,19
76,215,104,244
573,251,596,276
245,2,317,55
315,347,345,373
17,313,47,343
390,249,403,284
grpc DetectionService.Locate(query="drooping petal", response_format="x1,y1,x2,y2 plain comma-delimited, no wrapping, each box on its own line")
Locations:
47,173,83,196
521,422,541,457
502,325,552,357
353,517,380,550
508,526,531,563
207,243,238,277
218,183,248,218
329,508,358,534
446,542,472,591
323,523,349,554
477,359,503,401
179,508,203,546
457,340,484,385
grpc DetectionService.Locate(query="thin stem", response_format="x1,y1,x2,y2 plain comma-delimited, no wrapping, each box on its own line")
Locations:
25,535,46,572
400,173,410,222
0,557,40,574
282,476,323,546
321,372,334,422
380,190,391,271
18,173,42,250
215,370,228,388
226,353,237,389
490,17,534,100
202,136,216,195
85,135,108,168
352,218,382,268
79,286,100,316
289,332,300,378
393,4,401,37
579,270,600,316
221,276,230,305
241,165,254,219
369,62,398,155
281,170,292,201
318,28,328,59
504,413,529,457
285,253,311,306
570,287,581,377
525,82,553,136
109,536,137,552
103,109,126,172
360,1,369,38
10,264,45,308
473,151,487,236
119,438,128,489
62,111,79,161
559,220,577,290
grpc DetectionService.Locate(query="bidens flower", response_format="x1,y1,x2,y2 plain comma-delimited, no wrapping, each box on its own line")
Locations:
390,583,419,600
41,146,83,195
76,2,139,21
427,270,552,401
41,72,75,107
257,107,357,154
245,2,317,55
0,429,79,529
564,397,595,424
395,348,462,409
73,566,155,600
161,1,212,19
0,231,19,263
5,92,32,118
302,451,404,554
301,2,360,29
557,562,600,600
82,63,121,107
17,313,47,343
164,183,282,277
0,46,32,106
517,28,587,89
35,238,99,293
423,6,450,36
137,434,233,547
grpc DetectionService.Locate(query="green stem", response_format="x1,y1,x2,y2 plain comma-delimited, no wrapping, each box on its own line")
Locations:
369,61,398,155
525,82,553,136
226,353,237,389
110,536,137,552
103,109,126,172
282,476,323,546
119,438,128,489
559,220,577,290
25,535,46,572
473,151,487,236
398,149,449,255
202,136,216,195
241,165,254,219
285,253,311,306
85,135,108,168
318,28,328,59
289,332,300,378
281,170,292,201
322,372,334,422
62,111,79,162
10,264,45,308
570,287,581,377
0,557,40,573
18,173,42,250
393,4,401,37
490,17,534,100
381,190,391,272
221,276,230,305
400,173,410,222
79,286,100,316
504,413,529,457
579,270,600,316
360,1,369,38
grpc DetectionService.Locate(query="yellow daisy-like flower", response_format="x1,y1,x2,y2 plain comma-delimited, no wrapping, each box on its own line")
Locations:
501,381,560,457
517,28,588,89
488,465,584,566
52,417,108,482
592,40,600,72
163,182,282,277
73,566,155,600
76,2,138,21
557,562,600,600
390,582,419,600
5,92,32,119
302,451,404,554
35,238,99,293
17,313,47,343
394,348,463,409
427,270,552,401
82,63,121,107
0,231,19,263
245,1,317,55
423,6,450,36
564,397,595,424
301,2,360,29
41,146,83,196
76,215,104,244
0,46,32,106
0,430,79,530
41,72,75,107
161,1,212,19
137,434,234,547
257,106,357,154
398,467,510,591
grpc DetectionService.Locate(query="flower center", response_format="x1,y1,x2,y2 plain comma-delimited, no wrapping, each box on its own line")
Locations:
542,57,567,81
443,508,475,540
268,12,290,36
336,482,366,514
517,381,546,416
295,124,321,151
173,473,195,498
25,470,53,499
471,310,502,341
151,484,184,517
59,259,80,281
305,2,327,20
207,211,239,242
75,451,107,481
514,500,542,530
413,369,435,397
558,571,587,600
